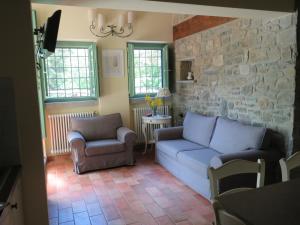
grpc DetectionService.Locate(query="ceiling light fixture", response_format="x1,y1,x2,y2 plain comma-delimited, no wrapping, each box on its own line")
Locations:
88,9,134,38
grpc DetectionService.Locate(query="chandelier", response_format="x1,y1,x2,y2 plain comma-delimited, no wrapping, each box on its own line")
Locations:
88,10,134,38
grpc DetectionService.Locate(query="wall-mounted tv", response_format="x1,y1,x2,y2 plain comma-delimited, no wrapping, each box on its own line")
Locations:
34,10,61,58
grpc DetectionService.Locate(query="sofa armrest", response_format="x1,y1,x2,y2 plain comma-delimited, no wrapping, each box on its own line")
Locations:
210,149,282,169
67,131,86,150
155,126,183,142
117,127,137,145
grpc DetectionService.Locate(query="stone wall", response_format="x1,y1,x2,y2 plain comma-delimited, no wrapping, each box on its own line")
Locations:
173,14,297,154
293,6,300,151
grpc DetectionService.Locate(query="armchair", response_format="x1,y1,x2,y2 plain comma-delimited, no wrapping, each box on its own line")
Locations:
67,113,137,174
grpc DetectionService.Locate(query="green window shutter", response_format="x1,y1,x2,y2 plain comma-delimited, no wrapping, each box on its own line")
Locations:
162,44,169,88
32,10,47,138
89,42,100,97
127,43,135,97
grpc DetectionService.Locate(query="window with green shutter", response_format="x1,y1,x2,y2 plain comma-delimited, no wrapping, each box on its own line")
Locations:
127,43,169,98
42,41,99,102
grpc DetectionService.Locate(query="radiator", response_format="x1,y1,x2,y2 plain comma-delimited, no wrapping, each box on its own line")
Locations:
48,112,95,155
133,106,170,144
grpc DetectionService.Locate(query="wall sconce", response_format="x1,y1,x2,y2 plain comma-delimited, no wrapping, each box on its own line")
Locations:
88,9,134,38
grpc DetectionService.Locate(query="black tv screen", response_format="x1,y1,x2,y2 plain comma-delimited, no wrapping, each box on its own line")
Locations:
43,10,61,53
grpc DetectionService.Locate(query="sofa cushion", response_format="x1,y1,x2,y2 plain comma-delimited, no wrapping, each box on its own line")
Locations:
209,118,266,154
177,148,221,178
156,139,205,160
71,113,122,141
85,139,125,157
183,112,217,147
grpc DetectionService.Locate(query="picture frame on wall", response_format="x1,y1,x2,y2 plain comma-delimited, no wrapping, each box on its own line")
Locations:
102,49,124,77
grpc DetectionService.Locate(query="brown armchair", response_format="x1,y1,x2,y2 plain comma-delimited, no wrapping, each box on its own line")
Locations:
67,113,137,174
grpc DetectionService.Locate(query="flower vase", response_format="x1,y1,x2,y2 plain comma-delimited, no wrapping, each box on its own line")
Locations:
152,107,157,116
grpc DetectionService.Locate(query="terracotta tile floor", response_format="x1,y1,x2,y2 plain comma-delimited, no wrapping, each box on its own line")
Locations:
46,152,214,225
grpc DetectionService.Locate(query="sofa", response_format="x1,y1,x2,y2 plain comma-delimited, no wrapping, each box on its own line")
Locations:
67,113,137,174
155,112,282,199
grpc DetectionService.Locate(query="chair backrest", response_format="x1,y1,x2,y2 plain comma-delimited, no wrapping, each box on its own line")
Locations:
208,159,265,199
280,151,300,182
70,113,122,141
212,200,248,225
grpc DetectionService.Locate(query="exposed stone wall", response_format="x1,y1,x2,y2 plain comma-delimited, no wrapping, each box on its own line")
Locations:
293,7,300,152
173,14,297,154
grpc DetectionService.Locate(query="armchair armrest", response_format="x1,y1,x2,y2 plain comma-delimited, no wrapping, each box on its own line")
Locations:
67,131,86,150
155,126,183,142
117,127,137,145
210,149,282,169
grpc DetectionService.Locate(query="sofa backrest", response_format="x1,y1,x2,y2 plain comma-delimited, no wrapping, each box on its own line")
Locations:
209,117,266,154
183,112,217,147
70,113,122,141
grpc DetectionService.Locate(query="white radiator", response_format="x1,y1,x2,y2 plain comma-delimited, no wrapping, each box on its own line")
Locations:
133,106,170,144
48,112,95,155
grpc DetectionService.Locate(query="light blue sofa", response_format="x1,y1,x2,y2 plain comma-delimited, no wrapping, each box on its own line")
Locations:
155,112,282,199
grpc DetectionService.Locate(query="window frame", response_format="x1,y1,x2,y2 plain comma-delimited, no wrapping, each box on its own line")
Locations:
42,41,99,103
127,42,169,98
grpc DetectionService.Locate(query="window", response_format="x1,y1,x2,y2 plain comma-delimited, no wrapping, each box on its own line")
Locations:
43,41,99,102
127,43,169,98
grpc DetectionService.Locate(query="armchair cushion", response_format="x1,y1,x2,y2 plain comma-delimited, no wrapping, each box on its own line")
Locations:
71,113,122,141
209,118,266,154
155,126,183,142
183,112,217,146
85,139,125,157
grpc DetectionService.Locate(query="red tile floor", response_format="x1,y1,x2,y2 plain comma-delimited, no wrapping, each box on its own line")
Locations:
46,152,214,225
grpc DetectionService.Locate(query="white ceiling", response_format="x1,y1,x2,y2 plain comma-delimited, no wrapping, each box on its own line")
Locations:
31,0,290,19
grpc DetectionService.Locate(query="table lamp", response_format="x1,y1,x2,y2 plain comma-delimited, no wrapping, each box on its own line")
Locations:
157,87,171,116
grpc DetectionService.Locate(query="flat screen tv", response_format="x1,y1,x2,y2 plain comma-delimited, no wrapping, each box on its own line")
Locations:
35,10,61,58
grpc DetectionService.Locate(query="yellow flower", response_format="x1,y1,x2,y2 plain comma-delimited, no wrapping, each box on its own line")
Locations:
155,98,162,107
145,95,163,110
150,101,156,108
145,95,151,103
145,95,152,104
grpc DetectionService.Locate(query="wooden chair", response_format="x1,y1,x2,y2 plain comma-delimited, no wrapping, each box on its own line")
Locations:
279,151,300,182
212,200,247,225
208,159,265,199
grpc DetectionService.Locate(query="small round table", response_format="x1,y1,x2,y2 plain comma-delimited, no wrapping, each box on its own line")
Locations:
142,115,172,154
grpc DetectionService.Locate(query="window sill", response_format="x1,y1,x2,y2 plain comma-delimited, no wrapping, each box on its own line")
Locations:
129,96,172,105
45,97,98,104
45,99,98,106
129,97,146,104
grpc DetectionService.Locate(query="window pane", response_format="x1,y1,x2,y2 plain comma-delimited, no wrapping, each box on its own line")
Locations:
78,49,86,56
132,48,162,95
71,57,79,67
44,44,97,100
78,57,86,67
65,79,72,89
63,49,70,56
64,68,72,78
72,78,80,89
63,57,71,67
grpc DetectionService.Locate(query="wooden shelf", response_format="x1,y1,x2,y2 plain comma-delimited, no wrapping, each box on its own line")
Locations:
176,80,197,84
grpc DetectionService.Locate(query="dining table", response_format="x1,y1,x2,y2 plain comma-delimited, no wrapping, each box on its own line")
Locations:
216,178,300,225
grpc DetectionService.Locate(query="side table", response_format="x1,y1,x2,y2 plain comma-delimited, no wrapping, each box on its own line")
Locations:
142,115,172,154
